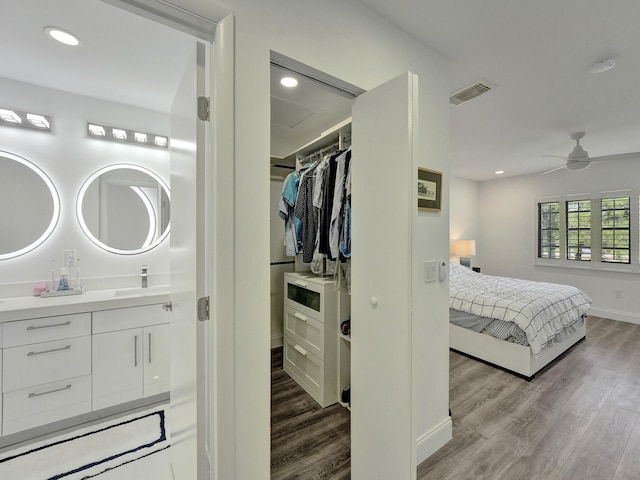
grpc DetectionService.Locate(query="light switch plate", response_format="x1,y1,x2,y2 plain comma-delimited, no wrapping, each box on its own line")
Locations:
424,261,437,283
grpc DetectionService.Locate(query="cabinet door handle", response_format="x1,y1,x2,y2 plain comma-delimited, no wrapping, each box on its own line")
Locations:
293,344,308,356
134,335,139,367
294,280,308,287
27,321,71,330
148,332,152,364
27,345,71,357
28,384,72,398
293,312,308,322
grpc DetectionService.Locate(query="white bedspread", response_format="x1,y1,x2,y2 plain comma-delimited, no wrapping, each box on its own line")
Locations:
449,262,592,355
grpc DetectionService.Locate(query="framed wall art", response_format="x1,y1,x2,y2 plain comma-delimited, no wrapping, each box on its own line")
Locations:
417,167,442,212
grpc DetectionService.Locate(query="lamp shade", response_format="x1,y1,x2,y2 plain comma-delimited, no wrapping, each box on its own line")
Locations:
451,239,476,257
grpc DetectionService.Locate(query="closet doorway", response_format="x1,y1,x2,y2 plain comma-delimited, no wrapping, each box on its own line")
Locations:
270,53,422,478
269,53,361,477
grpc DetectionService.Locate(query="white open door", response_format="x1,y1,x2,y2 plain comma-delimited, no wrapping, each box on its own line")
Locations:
351,72,418,479
169,41,207,479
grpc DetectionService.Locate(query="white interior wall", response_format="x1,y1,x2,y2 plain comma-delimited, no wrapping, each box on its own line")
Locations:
477,161,640,324
0,78,170,297
450,176,480,266
204,0,451,477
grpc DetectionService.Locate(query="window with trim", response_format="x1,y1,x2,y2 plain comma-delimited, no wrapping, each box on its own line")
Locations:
538,201,560,259
537,193,637,268
567,200,591,261
601,197,630,264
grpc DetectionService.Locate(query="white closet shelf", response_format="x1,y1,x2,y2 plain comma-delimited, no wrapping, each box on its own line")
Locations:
282,117,352,164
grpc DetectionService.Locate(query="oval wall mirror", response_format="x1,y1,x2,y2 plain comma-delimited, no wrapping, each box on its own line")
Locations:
0,151,60,260
77,164,170,255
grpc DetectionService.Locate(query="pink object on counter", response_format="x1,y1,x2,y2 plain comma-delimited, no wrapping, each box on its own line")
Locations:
33,282,48,296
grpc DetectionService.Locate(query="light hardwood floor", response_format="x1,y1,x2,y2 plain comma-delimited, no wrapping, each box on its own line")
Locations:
271,316,640,479
418,316,640,480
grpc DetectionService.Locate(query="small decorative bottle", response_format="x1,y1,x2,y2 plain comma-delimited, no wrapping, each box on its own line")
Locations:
57,267,70,291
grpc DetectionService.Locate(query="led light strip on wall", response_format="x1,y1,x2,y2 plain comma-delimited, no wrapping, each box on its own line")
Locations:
87,123,169,149
0,108,52,131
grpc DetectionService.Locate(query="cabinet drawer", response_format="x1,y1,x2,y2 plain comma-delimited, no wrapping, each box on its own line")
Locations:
3,375,91,435
283,336,324,403
93,304,168,334
284,274,325,320
3,336,91,392
1,313,91,348
284,306,324,360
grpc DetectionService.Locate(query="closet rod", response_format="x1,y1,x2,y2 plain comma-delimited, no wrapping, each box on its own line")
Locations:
298,140,341,165
270,163,296,170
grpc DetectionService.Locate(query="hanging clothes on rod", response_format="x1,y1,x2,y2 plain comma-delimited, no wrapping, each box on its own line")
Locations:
279,127,352,282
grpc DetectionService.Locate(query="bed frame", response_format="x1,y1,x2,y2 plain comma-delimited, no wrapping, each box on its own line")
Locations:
449,320,586,380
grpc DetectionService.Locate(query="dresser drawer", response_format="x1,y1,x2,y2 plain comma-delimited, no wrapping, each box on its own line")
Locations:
284,274,325,321
284,305,325,360
1,313,91,348
283,336,326,406
3,336,91,392
3,374,91,435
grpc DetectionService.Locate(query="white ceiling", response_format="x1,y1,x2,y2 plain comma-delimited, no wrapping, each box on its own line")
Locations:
0,0,194,113
358,0,640,180
5,1,640,181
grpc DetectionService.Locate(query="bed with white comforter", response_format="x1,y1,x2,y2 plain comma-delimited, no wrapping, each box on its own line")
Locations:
449,262,592,378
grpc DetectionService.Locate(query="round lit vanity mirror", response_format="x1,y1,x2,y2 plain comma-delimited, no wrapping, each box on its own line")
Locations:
0,151,60,260
77,164,170,255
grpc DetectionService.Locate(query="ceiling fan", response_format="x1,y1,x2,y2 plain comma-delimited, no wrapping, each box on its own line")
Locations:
542,132,640,174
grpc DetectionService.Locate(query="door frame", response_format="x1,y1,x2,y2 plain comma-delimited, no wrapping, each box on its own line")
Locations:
97,1,235,479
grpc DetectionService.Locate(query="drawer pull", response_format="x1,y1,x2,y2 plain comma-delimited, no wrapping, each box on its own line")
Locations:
28,384,72,398
27,321,72,331
148,332,152,364
134,335,139,367
27,345,71,357
293,344,308,356
293,312,308,322
293,280,308,287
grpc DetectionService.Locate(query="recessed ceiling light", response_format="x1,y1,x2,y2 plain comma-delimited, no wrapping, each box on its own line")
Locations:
280,77,298,88
589,57,616,74
495,170,504,175
45,27,81,47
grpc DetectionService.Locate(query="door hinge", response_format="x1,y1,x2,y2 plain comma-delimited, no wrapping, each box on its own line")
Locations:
197,296,210,321
198,96,210,121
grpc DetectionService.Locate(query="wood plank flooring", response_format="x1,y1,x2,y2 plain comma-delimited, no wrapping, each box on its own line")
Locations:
271,347,351,479
418,316,640,480
271,316,640,479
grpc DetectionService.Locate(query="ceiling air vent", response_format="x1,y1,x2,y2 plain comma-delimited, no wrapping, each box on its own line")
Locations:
449,80,494,106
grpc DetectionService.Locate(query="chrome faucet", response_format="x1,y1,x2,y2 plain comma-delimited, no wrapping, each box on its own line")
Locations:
141,265,148,288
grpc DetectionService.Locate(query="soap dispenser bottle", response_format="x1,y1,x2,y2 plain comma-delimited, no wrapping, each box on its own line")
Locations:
58,267,70,291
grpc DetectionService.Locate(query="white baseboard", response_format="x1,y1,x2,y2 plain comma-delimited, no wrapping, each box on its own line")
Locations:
416,416,452,465
271,334,283,349
589,307,640,325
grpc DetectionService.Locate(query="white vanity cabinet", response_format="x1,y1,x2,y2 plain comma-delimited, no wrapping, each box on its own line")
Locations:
92,304,170,410
0,313,92,435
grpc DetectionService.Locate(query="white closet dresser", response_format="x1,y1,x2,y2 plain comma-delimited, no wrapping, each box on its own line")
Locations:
283,272,349,408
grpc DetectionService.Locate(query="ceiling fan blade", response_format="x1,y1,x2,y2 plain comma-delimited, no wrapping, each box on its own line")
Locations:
541,165,566,175
541,155,568,159
590,152,640,163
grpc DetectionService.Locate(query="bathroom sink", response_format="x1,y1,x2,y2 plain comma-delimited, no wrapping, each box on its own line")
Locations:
113,285,169,297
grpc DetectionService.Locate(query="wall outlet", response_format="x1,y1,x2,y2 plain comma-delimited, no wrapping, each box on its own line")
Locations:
63,250,76,267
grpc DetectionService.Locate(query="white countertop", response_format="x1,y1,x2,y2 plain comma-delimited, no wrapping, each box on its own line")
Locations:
0,285,170,323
